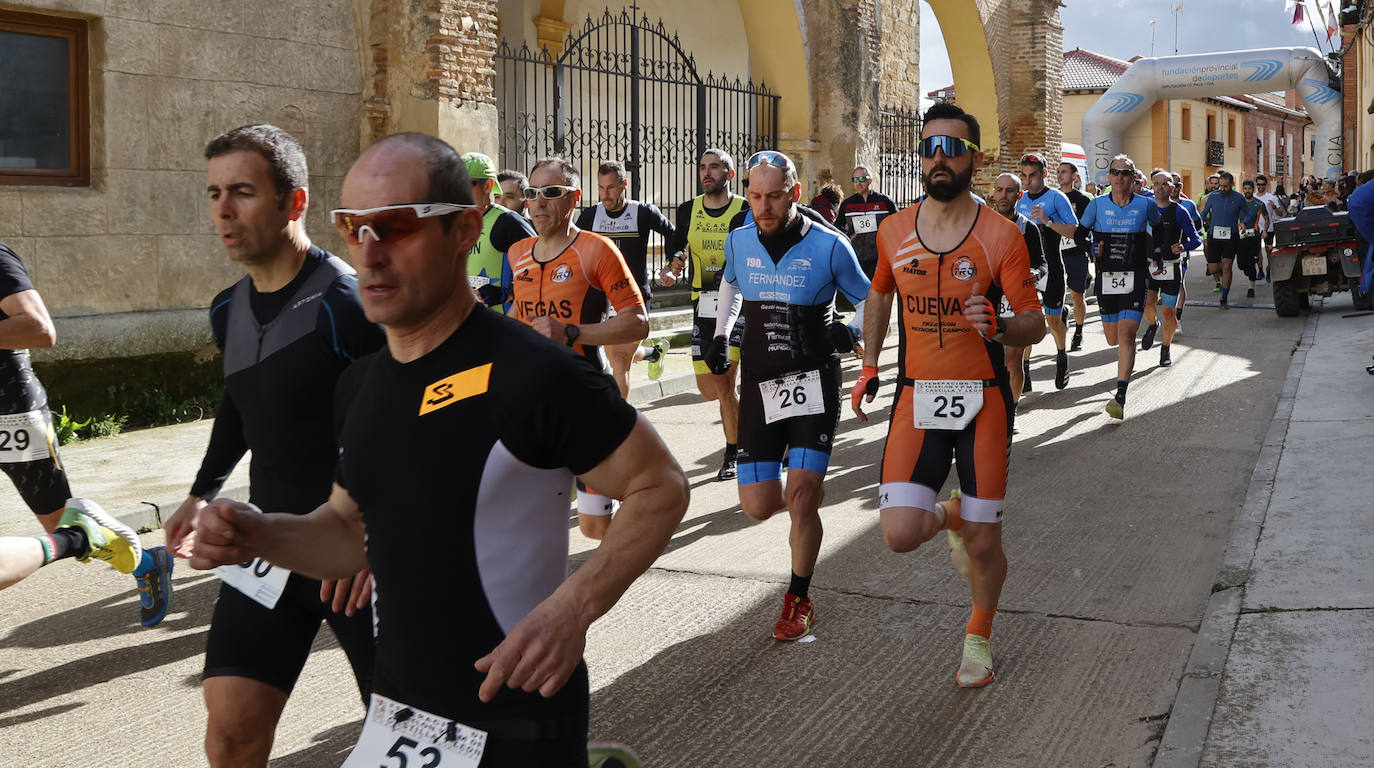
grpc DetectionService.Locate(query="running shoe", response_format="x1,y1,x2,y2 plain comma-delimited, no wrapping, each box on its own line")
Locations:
772,592,814,641
1105,395,1125,420
1160,346,1172,367
1265,271,1272,284
947,530,970,577
1213,283,1222,293
588,740,641,768
1140,322,1158,351
646,339,668,381
956,633,995,688
57,498,142,574
1054,350,1069,390
1257,268,1266,281
136,546,174,628
1246,287,1256,298
717,449,738,481
1070,325,1084,352
1021,359,1032,393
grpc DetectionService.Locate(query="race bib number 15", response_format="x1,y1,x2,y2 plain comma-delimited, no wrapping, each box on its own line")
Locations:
343,694,486,768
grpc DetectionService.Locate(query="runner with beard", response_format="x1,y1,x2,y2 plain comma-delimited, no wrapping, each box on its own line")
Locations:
1171,172,1201,324
1015,153,1076,390
854,102,1043,687
1057,162,1093,352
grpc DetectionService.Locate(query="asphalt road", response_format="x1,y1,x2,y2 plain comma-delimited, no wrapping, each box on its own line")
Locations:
0,267,1306,767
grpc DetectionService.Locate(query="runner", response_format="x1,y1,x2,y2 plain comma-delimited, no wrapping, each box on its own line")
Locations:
1198,173,1223,292
1016,153,1076,389
836,165,899,347
0,499,142,591
1254,173,1282,282
658,149,748,480
163,124,385,768
462,153,535,313
190,131,688,767
1140,172,1201,367
708,149,869,641
575,161,675,395
1238,179,1271,299
1171,172,1201,324
496,169,530,216
507,156,650,540
853,102,1044,687
988,172,1045,418
0,240,173,624
1199,171,1249,310
1077,153,1162,419
1055,162,1093,352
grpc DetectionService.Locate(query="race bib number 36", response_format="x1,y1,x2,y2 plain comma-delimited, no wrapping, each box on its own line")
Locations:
0,410,51,463
214,558,290,610
851,213,878,233
911,380,984,431
1102,271,1135,295
343,694,486,768
759,370,824,424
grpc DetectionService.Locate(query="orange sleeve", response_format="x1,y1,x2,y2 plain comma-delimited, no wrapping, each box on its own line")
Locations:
586,234,645,313
994,224,1042,315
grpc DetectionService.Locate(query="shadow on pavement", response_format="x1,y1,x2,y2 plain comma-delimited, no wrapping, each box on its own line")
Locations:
0,574,219,650
273,718,363,767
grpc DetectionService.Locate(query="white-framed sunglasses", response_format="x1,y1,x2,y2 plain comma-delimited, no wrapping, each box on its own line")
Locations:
521,185,579,200
330,203,474,245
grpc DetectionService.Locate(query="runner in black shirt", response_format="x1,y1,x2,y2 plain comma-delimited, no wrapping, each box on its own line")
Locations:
163,125,385,768
1057,162,1094,351
189,132,688,768
835,166,898,349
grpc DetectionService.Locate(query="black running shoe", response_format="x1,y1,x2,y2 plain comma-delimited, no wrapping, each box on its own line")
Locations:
1160,346,1172,367
1070,325,1084,352
1140,322,1159,351
1246,287,1255,298
717,450,738,481
1021,360,1032,393
1054,350,1069,390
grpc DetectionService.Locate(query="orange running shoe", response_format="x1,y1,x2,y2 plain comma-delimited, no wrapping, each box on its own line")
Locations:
772,592,814,641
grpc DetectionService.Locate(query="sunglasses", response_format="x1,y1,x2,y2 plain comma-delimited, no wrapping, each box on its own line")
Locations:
521,185,578,200
746,150,794,172
330,203,474,246
1108,168,1136,177
917,135,980,159
852,176,871,183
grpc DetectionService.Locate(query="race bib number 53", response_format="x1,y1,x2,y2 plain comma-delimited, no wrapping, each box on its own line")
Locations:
759,370,824,424
343,694,487,768
911,380,984,431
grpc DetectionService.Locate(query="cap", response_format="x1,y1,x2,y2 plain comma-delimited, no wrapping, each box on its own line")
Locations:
1018,153,1046,170
462,152,497,181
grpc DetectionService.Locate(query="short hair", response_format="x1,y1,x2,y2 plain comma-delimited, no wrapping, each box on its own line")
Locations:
1357,169,1374,186
1218,171,1234,183
1058,161,1080,175
1208,173,1221,180
702,148,735,173
1151,171,1174,185
1242,179,1255,188
531,156,581,189
1019,153,1047,170
747,151,799,189
1151,167,1169,178
597,161,627,182
1255,173,1269,183
993,172,1022,190
921,102,981,148
497,169,528,190
368,133,473,228
204,124,308,203
1109,153,1135,171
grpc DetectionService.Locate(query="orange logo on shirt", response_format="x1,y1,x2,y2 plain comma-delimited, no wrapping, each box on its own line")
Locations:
951,257,977,281
419,364,492,415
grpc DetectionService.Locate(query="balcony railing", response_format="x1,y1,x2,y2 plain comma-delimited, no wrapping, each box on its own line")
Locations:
1206,139,1226,167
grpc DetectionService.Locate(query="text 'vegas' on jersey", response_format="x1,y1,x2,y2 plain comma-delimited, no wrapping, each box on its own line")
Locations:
518,299,574,319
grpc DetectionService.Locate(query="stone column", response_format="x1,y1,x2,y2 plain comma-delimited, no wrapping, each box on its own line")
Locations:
980,0,1064,190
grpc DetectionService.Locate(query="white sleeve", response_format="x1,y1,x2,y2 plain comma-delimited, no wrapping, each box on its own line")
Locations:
714,280,742,339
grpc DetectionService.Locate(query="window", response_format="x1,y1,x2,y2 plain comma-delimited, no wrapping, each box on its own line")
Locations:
1206,111,1217,142
1257,127,1265,174
1180,105,1192,141
1227,115,1236,148
0,11,89,186
1181,170,1192,197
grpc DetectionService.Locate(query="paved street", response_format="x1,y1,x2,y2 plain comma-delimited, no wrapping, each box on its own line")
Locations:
0,267,1354,767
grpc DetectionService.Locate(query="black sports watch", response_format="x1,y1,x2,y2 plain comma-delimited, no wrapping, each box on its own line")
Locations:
991,316,1007,343
563,323,581,346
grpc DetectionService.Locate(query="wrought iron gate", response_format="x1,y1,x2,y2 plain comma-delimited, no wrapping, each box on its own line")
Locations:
877,106,924,208
495,8,779,270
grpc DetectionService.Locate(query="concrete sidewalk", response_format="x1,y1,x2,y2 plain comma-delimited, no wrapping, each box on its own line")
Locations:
1157,293,1374,767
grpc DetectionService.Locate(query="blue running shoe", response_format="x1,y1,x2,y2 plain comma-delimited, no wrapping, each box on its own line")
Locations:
136,546,174,628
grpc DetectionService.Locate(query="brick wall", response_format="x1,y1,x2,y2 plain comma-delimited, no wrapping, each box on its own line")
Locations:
974,0,1064,190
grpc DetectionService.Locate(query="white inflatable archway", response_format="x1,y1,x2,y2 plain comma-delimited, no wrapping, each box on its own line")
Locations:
1083,47,1341,187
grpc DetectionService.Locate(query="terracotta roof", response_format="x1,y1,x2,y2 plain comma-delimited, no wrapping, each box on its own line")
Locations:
1062,48,1130,90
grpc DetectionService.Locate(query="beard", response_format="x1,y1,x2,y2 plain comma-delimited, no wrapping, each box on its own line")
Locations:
922,163,974,202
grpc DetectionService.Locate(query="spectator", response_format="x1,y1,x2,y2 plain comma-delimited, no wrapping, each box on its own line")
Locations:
809,183,842,224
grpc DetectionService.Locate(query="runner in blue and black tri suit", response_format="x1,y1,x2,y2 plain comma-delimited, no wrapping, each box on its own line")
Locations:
1141,171,1201,368
1057,161,1094,351
707,150,870,643
1016,153,1077,389
1077,154,1161,420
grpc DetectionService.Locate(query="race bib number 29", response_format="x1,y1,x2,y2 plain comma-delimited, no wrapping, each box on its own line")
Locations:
343,694,486,768
911,380,984,431
0,410,51,463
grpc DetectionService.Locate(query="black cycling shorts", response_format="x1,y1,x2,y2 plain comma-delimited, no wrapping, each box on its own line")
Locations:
1207,236,1238,263
204,571,375,702
690,304,744,375
736,362,842,483
1146,261,1183,298
1062,249,1091,295
0,355,70,516
1237,236,1262,279
1095,263,1148,321
1040,249,1066,314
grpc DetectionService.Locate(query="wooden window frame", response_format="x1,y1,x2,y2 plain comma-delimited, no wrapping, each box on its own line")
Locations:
1180,105,1192,141
0,10,90,187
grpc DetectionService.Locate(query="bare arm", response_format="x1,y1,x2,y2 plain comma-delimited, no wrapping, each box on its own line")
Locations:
573,304,649,347
1045,220,1077,239
0,290,56,350
861,285,894,368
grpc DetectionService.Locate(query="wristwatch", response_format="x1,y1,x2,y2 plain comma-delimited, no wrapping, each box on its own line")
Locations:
991,316,1007,343
563,323,581,346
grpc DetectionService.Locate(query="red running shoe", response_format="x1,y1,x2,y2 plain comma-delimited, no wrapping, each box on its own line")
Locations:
772,592,815,641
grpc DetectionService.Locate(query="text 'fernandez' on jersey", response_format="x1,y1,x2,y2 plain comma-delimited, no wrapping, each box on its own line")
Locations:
721,215,870,378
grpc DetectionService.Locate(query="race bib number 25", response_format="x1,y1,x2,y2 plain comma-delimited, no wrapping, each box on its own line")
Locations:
911,380,984,431
343,694,486,768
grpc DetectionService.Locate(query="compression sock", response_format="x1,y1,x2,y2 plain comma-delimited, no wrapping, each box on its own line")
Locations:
788,571,812,600
131,549,156,577
966,601,996,639
1176,306,1185,321
724,442,738,459
37,528,88,565
1220,287,1230,305
640,344,661,363
1115,379,1129,404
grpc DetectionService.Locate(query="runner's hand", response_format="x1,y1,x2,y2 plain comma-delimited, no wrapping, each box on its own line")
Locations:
705,334,729,375
165,494,206,556
187,499,265,571
851,365,880,422
474,592,587,702
320,567,372,617
476,284,504,307
963,282,996,337
530,315,565,341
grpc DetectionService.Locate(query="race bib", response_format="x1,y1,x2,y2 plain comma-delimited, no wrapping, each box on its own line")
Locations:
1239,227,1257,239
1102,271,1135,295
215,558,291,610
1059,236,1076,252
1212,226,1232,240
997,295,1014,319
759,370,824,424
911,380,984,431
0,410,51,463
343,694,486,768
1149,262,1177,281
1035,266,1049,293
696,291,718,320
466,275,490,289
851,213,878,234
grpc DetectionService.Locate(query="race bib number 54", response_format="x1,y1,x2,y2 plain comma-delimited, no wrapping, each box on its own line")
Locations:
911,380,984,431
759,370,824,424
1102,271,1135,295
343,694,487,768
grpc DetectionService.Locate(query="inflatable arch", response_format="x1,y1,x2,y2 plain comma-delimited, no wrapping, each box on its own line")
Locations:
1083,47,1342,186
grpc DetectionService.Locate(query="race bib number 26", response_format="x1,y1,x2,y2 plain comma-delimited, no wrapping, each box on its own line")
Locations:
759,370,824,424
343,694,486,768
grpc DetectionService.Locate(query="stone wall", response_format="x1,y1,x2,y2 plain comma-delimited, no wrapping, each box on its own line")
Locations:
977,0,1064,186
877,0,921,112
0,0,363,362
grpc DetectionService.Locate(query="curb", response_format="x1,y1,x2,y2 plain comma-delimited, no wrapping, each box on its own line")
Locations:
112,483,251,534
1153,304,1319,767
627,372,698,406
